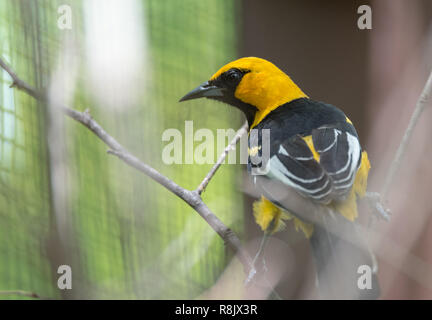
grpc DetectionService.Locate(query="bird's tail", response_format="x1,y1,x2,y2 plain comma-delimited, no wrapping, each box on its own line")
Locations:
309,214,380,299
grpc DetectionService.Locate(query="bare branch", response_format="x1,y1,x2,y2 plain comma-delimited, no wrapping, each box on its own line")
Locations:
0,56,254,274
196,121,248,195
106,148,253,268
382,69,432,199
0,58,43,100
0,290,43,299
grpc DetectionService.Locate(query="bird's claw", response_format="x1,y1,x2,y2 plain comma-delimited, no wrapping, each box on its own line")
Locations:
365,192,391,222
245,267,257,286
244,256,268,286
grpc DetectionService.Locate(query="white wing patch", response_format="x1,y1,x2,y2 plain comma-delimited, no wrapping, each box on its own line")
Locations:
324,132,361,195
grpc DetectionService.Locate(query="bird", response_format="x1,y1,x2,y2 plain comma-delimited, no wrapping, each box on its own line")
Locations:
180,57,379,299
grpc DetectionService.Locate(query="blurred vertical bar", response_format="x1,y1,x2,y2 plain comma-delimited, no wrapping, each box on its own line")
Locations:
367,0,432,299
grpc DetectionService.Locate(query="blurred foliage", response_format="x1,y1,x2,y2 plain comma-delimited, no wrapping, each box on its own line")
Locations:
0,0,244,299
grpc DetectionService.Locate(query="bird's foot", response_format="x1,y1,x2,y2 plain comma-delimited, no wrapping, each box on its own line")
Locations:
365,192,391,222
245,253,268,286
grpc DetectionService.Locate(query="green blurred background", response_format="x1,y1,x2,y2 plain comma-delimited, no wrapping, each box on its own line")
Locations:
0,0,244,299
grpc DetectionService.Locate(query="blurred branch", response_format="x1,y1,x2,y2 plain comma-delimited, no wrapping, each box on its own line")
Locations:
381,69,432,199
196,121,248,195
0,290,43,299
0,56,254,275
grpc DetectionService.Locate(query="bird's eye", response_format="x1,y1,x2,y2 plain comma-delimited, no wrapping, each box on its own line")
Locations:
224,69,242,84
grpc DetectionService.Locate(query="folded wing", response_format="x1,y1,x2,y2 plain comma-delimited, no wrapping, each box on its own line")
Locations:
258,122,362,205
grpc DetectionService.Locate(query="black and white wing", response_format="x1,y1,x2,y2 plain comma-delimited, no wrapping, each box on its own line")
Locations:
255,123,362,205
312,125,362,198
265,136,334,203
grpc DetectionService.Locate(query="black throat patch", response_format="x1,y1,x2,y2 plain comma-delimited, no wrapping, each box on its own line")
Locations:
207,68,257,127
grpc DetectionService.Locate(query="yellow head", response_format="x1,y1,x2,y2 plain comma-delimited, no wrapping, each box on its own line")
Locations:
180,57,307,128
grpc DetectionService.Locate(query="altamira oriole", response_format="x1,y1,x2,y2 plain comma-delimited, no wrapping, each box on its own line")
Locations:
180,57,379,299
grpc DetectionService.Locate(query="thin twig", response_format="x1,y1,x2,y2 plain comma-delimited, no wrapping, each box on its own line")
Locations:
0,290,42,299
196,121,248,195
381,69,432,199
0,56,254,274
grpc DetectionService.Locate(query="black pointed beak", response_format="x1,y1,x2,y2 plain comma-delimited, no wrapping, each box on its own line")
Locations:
179,81,224,102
